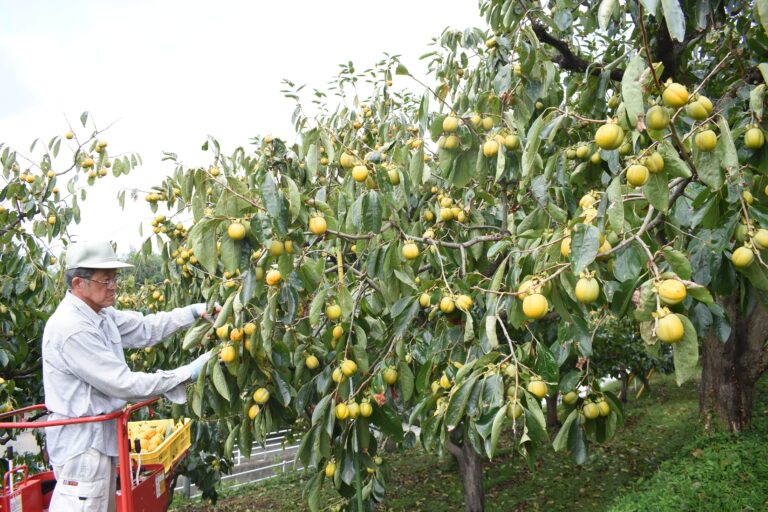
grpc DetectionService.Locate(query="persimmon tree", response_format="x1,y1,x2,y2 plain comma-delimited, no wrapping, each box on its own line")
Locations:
137,0,768,510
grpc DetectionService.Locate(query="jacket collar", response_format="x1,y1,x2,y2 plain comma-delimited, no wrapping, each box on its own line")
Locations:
64,291,106,327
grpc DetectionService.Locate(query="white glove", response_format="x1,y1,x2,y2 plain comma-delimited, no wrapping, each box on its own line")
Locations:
191,303,221,320
185,351,212,380
191,303,207,319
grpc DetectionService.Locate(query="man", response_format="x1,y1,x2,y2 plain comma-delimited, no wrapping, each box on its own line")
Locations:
42,240,211,512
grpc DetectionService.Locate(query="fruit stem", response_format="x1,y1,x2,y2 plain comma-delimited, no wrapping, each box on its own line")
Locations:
635,3,662,91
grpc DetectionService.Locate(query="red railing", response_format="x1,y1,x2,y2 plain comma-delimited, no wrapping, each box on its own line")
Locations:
0,398,160,512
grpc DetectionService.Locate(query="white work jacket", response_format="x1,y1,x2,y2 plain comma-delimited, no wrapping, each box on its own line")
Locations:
42,292,197,464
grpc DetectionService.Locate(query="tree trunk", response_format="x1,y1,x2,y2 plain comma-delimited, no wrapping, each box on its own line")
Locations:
546,394,559,429
446,429,484,512
700,292,768,432
619,370,628,403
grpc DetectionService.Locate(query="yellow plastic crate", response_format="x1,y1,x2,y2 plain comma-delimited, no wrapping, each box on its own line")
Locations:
128,418,191,473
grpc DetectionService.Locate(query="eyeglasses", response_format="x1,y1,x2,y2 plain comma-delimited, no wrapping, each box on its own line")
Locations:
82,277,121,289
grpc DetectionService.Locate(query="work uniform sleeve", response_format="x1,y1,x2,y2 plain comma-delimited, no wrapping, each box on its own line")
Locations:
111,306,197,349
58,330,193,401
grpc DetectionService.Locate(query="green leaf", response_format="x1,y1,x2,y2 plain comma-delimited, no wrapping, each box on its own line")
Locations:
363,191,382,233
533,344,559,383
613,241,647,282
553,408,579,452
398,361,415,402
464,312,475,343
757,0,768,36
214,293,236,329
270,370,293,406
320,130,335,164
750,84,766,120
309,288,327,326
522,115,546,180
485,315,499,349
494,144,506,182
393,300,420,338
445,375,479,430
571,224,601,274
738,261,768,291
239,416,253,459
259,173,288,234
642,169,669,211
224,425,239,459
621,54,646,129
395,63,410,75
182,321,213,350
306,143,319,177
687,284,713,305
607,176,625,233
663,248,693,280
640,0,659,14
673,314,699,385
694,143,723,189
219,235,241,273
451,150,476,188
661,0,685,41
488,405,507,459
716,116,739,173
409,147,424,186
188,218,221,274
285,176,301,222
305,471,322,512
337,285,353,318
211,359,231,402
371,404,404,441
567,417,587,464
598,0,618,30
658,141,692,179
312,395,332,426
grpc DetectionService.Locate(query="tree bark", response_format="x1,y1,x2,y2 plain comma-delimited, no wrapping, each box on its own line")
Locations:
546,395,559,429
446,429,485,512
700,292,768,432
619,370,629,403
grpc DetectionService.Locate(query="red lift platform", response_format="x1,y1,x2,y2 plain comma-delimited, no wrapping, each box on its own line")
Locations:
0,398,186,512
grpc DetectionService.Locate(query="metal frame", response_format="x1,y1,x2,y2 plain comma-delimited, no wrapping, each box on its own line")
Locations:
0,398,160,512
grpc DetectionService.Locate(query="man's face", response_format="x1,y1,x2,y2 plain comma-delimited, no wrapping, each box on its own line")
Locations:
73,269,119,312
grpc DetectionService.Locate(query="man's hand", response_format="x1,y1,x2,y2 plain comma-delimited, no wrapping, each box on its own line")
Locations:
187,351,212,380
191,303,221,320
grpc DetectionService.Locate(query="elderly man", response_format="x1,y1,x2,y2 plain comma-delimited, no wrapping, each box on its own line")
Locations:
42,240,211,512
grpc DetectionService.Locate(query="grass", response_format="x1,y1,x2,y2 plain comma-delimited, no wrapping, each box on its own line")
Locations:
606,375,768,512
170,373,768,511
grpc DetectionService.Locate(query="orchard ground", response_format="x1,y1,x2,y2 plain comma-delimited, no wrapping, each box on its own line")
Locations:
170,371,768,511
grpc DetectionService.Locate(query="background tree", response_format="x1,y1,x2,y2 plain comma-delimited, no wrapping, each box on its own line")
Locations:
0,113,138,414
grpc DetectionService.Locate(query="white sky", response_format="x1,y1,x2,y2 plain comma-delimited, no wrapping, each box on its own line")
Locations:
0,1,485,254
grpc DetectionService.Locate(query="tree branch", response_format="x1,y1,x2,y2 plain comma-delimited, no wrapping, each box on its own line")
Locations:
531,23,624,81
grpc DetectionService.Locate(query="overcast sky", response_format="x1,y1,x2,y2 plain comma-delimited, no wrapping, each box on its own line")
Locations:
0,1,485,254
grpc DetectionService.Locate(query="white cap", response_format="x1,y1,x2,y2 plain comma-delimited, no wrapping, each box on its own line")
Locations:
65,241,134,270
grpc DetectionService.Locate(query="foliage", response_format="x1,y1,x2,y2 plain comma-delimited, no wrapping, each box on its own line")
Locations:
169,374,702,512
131,0,768,508
0,113,139,410
124,249,165,285
590,314,673,384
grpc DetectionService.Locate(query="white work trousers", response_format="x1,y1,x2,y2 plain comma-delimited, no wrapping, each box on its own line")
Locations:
50,448,117,512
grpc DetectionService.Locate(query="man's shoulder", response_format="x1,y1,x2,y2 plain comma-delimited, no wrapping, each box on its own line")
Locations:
44,300,98,342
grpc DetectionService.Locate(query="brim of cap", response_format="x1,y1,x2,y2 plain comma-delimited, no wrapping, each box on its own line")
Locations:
66,261,135,270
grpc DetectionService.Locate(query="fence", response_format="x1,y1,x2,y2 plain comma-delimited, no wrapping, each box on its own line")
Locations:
174,429,303,499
